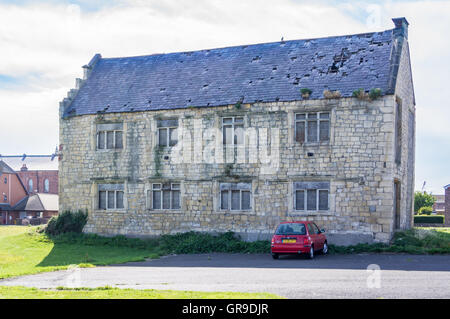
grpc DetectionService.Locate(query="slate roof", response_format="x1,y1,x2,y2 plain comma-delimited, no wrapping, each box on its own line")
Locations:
13,193,58,212
0,160,16,174
64,27,399,118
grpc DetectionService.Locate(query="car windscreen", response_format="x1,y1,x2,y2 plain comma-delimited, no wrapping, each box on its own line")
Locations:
275,223,306,235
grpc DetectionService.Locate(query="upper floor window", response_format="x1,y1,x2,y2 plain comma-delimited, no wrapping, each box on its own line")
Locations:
220,182,251,211
98,184,124,210
157,119,178,147
28,179,33,193
3,177,6,184
223,117,244,145
97,123,123,150
3,194,7,202
294,181,329,212
44,179,49,193
295,112,329,143
150,183,180,210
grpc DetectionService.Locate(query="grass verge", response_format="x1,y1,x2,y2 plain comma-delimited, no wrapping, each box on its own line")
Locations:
0,286,282,299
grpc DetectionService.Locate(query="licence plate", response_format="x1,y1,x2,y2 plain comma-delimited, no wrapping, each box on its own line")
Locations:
282,239,296,243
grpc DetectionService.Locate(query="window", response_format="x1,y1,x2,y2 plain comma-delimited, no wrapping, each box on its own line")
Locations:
395,100,402,164
275,223,306,235
295,112,329,143
98,184,124,210
44,179,49,193
220,182,251,211
222,117,244,145
3,194,6,202
97,123,123,150
157,119,178,147
28,179,33,193
3,177,6,184
294,182,329,212
150,183,181,210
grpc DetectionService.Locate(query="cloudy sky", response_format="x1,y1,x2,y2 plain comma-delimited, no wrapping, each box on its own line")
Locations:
0,0,449,194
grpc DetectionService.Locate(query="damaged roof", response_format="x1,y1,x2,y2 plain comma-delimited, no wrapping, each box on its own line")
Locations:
63,25,402,117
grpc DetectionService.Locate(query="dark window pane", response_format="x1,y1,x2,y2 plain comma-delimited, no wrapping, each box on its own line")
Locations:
296,114,306,120
319,190,328,210
295,190,305,210
231,190,240,210
172,190,180,209
308,113,317,119
319,121,329,141
221,190,228,210
307,189,317,211
99,191,106,209
223,125,232,145
115,131,123,149
234,125,244,145
320,112,329,119
153,190,161,209
107,131,114,149
307,121,318,142
169,128,178,146
116,191,124,209
159,128,167,146
241,191,251,210
295,121,305,143
107,191,115,209
98,131,105,149
163,190,171,209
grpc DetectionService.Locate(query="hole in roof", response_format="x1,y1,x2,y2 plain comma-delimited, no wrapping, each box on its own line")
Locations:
272,66,277,71
290,56,297,61
252,56,261,62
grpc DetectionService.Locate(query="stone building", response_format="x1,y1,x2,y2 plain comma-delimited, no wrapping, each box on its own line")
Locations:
59,18,415,245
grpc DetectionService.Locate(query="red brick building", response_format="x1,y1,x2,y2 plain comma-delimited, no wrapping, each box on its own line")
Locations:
16,164,58,194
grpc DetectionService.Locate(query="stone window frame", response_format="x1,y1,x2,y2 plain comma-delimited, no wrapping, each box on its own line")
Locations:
222,116,245,146
157,118,179,148
96,123,124,151
289,181,332,216
97,183,126,211
218,182,253,212
294,111,330,144
148,182,181,211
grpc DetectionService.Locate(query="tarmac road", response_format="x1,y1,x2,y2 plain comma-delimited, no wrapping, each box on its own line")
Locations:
1,253,449,298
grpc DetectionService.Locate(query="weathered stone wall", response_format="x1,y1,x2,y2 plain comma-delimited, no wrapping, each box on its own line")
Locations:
59,92,415,245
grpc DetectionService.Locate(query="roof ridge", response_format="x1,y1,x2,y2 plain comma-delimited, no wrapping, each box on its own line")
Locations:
100,28,394,61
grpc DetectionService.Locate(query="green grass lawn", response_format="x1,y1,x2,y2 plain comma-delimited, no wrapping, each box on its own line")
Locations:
0,226,159,280
0,286,282,299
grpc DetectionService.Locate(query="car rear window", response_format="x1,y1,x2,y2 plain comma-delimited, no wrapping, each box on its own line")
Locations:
276,223,306,235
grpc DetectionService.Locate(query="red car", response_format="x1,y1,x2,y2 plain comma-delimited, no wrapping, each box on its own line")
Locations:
271,221,328,259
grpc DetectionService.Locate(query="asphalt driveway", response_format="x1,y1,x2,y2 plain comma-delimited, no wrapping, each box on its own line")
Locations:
1,253,449,298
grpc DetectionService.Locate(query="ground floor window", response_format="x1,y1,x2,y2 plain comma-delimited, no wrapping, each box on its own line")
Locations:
220,182,252,211
294,182,329,211
151,183,181,210
98,184,124,210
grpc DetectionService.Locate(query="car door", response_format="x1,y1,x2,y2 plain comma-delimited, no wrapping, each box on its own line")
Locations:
307,223,320,250
313,223,325,248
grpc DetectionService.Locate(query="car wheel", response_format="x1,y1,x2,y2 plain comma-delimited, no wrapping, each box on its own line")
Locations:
322,242,328,255
308,246,314,259
271,253,279,260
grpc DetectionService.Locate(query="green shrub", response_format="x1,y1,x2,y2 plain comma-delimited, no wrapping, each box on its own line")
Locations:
418,206,433,215
300,88,312,96
368,88,382,100
45,210,88,236
414,191,435,213
414,215,444,224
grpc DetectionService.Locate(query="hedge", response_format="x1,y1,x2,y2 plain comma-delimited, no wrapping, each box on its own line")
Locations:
414,215,445,224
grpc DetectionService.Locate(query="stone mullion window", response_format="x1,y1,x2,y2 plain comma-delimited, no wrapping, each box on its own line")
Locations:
222,117,244,146
96,123,123,150
295,112,329,143
98,184,125,210
157,119,178,147
294,182,329,212
151,183,181,210
220,183,251,211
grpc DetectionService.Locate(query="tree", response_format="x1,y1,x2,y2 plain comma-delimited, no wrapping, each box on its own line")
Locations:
414,191,435,213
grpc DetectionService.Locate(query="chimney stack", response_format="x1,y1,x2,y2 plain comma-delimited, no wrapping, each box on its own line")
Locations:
392,17,409,39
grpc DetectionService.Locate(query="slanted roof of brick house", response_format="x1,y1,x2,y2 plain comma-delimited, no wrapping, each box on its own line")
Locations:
63,18,411,118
